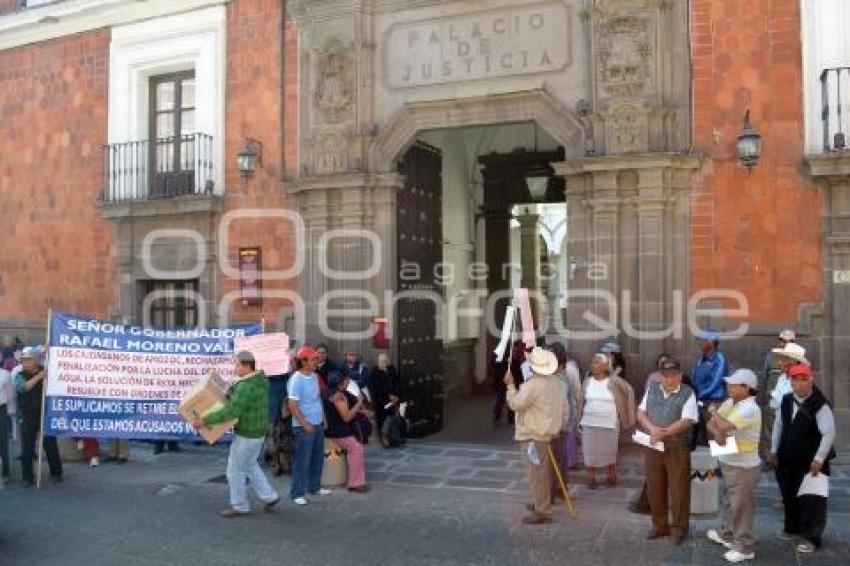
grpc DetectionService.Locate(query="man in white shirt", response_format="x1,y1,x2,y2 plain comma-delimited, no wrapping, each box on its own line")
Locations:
636,358,698,545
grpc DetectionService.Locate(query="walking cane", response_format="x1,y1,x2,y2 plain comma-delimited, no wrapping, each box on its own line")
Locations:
548,445,577,518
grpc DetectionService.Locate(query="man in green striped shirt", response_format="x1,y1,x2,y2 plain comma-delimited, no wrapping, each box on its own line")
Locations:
193,350,279,517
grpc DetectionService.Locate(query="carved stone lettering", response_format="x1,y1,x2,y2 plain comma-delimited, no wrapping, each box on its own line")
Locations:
384,1,571,89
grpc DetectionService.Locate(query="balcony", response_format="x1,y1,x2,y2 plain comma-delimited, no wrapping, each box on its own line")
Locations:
819,67,850,152
99,133,221,219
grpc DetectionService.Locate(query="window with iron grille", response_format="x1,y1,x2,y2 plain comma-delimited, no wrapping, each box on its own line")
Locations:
140,280,199,329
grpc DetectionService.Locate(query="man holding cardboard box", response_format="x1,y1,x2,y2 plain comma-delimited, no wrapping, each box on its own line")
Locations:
193,351,279,518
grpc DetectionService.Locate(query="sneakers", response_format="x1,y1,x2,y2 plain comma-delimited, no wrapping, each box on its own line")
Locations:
90,457,100,467
317,488,332,496
293,497,308,506
796,542,816,554
263,497,280,511
707,529,734,549
724,549,755,563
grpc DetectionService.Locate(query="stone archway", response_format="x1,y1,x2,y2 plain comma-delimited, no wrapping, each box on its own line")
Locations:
369,89,586,171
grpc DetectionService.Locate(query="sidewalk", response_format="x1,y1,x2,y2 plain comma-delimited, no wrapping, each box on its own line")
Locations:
2,434,848,566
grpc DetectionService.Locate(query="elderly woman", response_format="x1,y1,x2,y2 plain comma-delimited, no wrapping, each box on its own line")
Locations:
548,342,582,475
323,370,369,493
580,353,632,489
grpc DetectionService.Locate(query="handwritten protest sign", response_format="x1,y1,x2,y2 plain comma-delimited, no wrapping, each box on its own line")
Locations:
234,332,290,376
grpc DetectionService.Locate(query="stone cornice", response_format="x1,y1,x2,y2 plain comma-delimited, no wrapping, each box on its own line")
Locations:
97,194,223,219
553,152,704,176
0,0,228,50
805,153,850,182
284,172,404,194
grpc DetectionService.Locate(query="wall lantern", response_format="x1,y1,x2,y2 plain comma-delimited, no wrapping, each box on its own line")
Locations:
736,110,762,170
237,138,263,179
525,175,549,201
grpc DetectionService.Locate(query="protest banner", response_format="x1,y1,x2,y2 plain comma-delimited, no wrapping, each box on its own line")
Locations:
44,312,261,441
514,288,537,347
233,332,290,376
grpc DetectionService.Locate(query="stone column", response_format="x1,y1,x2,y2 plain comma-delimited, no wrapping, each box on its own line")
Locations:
555,154,701,385
516,210,541,294
807,154,850,409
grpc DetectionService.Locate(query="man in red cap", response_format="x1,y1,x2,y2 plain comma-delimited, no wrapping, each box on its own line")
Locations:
286,346,329,505
770,364,836,554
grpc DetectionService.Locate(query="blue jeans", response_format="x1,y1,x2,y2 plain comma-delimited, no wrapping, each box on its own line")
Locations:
290,426,324,499
227,435,278,512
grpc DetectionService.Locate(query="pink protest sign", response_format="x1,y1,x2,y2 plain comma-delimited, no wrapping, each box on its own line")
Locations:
514,288,536,348
234,332,290,376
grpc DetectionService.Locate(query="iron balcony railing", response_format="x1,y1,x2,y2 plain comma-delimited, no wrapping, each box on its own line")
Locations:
101,133,214,203
820,67,850,152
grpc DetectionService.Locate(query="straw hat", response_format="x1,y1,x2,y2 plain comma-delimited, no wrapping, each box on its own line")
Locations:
526,346,558,376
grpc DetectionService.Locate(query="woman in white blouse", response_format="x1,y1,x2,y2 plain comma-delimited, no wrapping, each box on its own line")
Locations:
580,354,632,489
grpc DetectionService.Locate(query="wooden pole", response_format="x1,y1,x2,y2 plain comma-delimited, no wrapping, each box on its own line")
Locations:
36,308,53,489
548,445,577,518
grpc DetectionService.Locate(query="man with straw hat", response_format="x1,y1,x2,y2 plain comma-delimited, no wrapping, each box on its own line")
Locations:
14,346,62,487
504,346,569,525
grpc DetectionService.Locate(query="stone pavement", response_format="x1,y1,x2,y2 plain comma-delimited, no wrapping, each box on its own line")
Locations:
1,435,848,566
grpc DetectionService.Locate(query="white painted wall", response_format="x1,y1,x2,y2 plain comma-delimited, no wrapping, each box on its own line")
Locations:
802,0,850,153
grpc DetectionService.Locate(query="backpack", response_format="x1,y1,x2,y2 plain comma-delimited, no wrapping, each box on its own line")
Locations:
353,412,372,445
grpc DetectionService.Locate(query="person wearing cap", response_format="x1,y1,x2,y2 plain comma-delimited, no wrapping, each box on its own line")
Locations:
691,329,729,446
636,358,698,544
760,341,807,471
14,346,63,486
579,353,633,489
705,369,762,563
192,351,279,517
323,370,369,493
287,346,329,505
770,363,836,554
504,346,569,525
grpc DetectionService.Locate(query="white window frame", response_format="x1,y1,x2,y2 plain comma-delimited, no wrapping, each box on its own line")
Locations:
108,5,225,196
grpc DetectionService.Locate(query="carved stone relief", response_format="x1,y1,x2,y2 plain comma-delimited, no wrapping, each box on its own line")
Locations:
605,103,648,154
594,14,654,98
312,131,349,175
313,38,353,124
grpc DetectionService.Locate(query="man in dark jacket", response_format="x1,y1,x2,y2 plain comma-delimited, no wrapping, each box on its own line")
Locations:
14,346,62,486
770,363,836,554
367,353,400,447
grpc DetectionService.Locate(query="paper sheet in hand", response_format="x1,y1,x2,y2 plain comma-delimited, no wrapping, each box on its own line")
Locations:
514,288,537,348
527,441,540,465
709,437,738,457
493,306,516,362
798,472,829,497
632,430,664,452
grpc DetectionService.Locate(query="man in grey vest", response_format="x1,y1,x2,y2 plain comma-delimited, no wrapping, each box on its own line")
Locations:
637,358,698,544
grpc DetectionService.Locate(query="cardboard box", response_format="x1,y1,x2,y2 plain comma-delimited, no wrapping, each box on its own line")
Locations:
178,373,237,444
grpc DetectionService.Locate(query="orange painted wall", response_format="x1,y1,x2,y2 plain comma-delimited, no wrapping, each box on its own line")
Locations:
221,0,299,326
690,0,821,321
0,30,115,322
